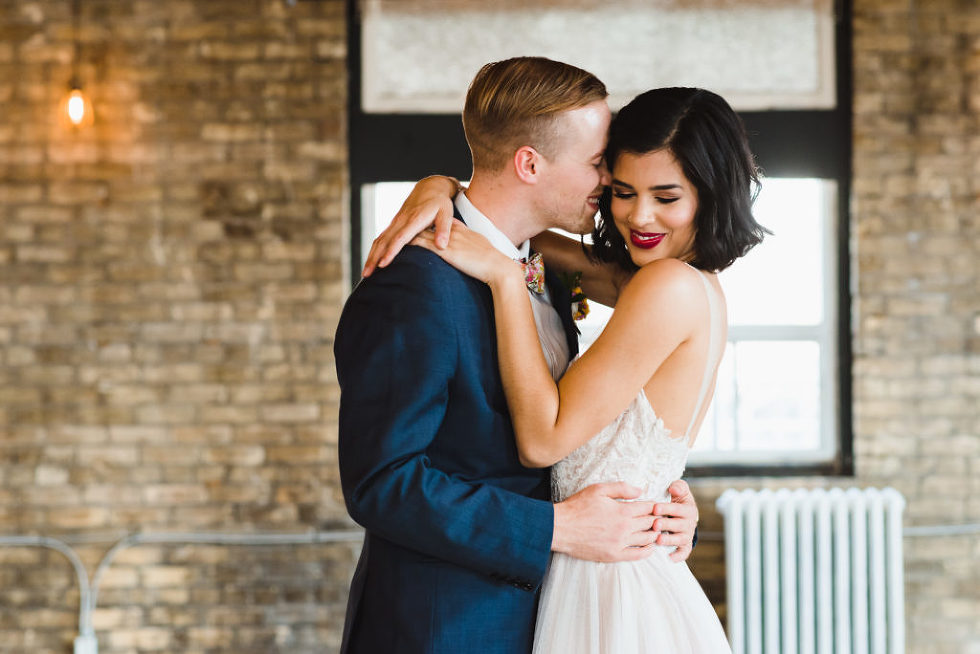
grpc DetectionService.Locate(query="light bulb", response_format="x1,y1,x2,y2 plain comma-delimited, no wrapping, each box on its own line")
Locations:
60,86,94,128
67,88,87,125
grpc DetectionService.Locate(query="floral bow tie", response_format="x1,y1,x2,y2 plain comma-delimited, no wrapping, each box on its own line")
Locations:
519,252,546,295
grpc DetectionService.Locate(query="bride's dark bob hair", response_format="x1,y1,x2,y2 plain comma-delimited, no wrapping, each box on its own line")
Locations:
591,88,768,272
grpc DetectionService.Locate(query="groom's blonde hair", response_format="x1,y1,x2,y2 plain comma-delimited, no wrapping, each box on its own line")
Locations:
463,57,607,173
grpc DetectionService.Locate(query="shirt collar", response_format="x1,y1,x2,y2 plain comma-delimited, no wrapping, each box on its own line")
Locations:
455,191,531,261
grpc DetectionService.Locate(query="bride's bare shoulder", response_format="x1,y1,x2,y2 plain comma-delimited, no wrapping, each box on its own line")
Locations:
620,259,705,308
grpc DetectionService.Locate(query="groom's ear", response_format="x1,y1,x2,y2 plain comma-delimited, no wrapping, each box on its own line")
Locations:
513,146,542,185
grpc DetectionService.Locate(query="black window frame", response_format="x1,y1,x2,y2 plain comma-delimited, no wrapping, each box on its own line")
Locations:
345,0,854,477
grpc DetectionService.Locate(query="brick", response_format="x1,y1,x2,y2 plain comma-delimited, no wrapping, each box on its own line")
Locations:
203,445,265,466
143,485,208,505
47,181,109,204
0,183,43,202
46,506,110,528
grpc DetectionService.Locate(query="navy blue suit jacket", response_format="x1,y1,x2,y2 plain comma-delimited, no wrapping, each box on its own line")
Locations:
335,231,579,653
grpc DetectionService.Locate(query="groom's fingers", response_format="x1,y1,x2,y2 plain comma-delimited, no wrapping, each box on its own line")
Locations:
617,546,655,562
620,499,655,516
631,514,656,532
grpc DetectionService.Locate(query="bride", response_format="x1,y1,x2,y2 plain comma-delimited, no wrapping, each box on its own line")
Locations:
376,87,766,653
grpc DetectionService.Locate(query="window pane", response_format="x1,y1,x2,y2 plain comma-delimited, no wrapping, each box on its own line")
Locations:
361,0,836,113
691,340,825,462
723,178,831,326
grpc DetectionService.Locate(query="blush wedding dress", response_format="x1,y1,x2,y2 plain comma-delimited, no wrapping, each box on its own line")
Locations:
531,269,732,654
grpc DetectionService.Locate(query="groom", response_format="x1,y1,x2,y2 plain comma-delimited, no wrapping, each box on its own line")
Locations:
335,58,698,654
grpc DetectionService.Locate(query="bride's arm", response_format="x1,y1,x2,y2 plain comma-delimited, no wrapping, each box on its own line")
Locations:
529,231,629,307
362,175,630,308
413,229,702,468
362,175,462,277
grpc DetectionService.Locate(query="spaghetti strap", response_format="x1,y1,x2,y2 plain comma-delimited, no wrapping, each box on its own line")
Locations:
682,269,723,440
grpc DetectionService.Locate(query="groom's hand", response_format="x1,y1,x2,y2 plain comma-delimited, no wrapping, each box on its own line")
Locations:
653,480,699,562
551,482,658,562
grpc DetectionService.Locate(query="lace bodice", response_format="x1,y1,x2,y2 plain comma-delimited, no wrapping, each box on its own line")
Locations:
551,391,689,503
551,267,722,504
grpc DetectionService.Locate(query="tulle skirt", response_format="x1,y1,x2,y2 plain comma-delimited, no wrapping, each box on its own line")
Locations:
532,546,732,654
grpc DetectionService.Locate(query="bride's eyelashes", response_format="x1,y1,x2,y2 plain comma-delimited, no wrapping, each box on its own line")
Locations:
611,190,681,204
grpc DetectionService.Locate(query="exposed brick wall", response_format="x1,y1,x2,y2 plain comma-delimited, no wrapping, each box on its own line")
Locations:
688,3,980,654
2,1,978,653
0,1,352,652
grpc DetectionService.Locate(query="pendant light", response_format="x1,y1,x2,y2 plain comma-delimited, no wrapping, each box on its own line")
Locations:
61,0,93,128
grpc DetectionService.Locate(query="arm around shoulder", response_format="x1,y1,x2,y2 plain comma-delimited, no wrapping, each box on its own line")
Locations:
336,248,555,584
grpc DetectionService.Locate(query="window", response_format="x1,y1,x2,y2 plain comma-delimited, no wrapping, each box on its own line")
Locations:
691,179,839,467
348,0,852,474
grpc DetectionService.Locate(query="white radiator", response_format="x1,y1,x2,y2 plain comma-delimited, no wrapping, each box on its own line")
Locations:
716,487,906,654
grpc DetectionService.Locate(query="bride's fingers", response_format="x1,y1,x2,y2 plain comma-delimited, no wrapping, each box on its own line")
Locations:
433,210,457,248
364,218,414,276
655,529,692,547
668,542,693,563
409,231,438,252
651,517,691,534
653,499,697,520
378,216,429,267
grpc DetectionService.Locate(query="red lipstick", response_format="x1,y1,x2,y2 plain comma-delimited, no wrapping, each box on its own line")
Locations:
630,231,665,249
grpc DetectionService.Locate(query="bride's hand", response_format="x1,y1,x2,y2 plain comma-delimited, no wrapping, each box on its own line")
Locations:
362,175,461,277
411,225,522,289
654,479,700,563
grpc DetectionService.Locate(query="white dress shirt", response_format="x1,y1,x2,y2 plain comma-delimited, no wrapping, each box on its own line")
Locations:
455,192,571,381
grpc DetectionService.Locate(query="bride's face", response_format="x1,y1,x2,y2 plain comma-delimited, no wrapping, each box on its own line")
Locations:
610,149,698,267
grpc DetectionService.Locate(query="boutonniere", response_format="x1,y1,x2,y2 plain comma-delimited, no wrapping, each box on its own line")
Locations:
559,271,590,321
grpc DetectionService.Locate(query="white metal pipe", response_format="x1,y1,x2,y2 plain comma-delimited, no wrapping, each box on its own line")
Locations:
0,536,92,640
87,529,363,629
0,529,364,654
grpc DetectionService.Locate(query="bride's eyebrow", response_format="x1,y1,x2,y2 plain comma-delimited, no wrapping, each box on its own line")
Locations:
612,179,683,192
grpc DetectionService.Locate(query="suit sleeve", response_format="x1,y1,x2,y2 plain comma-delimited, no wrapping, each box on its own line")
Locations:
335,249,554,589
